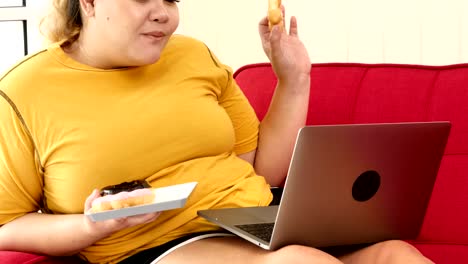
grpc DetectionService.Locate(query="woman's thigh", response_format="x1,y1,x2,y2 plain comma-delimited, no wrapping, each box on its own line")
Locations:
156,236,342,264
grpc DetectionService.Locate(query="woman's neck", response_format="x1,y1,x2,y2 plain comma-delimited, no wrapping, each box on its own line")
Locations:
62,37,122,70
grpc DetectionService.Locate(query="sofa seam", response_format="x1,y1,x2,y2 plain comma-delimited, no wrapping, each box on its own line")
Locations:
349,67,369,123
424,70,441,121
233,62,468,78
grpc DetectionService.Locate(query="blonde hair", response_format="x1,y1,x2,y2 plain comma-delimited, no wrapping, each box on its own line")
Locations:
40,0,82,44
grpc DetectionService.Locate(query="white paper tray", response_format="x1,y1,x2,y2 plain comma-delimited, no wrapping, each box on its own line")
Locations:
86,182,198,222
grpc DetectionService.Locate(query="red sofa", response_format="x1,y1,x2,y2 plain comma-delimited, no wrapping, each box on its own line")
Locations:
235,62,468,263
2,62,467,263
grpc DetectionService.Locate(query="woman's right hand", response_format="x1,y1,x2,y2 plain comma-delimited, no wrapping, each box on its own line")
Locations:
259,6,311,87
83,189,161,239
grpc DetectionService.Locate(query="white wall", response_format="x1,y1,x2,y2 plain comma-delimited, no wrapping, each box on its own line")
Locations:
178,0,468,71
2,0,468,73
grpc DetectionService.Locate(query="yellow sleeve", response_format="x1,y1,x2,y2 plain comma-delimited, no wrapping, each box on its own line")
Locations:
221,79,260,155
0,92,43,225
211,55,260,155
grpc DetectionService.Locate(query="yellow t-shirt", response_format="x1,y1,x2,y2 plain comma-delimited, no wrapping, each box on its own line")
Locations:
0,35,272,263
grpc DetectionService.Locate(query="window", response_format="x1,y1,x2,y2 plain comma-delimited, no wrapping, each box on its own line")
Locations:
0,0,41,75
0,21,28,75
2,0,25,8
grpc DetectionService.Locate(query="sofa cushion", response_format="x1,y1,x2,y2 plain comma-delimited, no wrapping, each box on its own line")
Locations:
412,243,468,263
0,251,84,264
0,251,47,264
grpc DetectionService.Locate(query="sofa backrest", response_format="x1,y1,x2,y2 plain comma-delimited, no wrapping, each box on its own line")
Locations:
234,62,468,244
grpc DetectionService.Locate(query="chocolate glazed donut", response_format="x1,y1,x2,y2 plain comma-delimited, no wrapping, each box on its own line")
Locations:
99,180,151,196
91,180,155,212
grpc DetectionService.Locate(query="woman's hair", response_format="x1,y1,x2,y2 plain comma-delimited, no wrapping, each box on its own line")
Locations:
40,0,82,43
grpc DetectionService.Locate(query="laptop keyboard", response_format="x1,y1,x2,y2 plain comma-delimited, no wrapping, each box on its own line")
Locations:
235,223,275,243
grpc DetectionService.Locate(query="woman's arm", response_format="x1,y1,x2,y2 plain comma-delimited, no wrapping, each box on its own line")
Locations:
237,76,309,187
0,212,107,256
244,10,311,187
0,190,160,256
255,77,310,187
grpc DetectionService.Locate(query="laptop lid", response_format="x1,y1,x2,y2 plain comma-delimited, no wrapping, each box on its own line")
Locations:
199,121,451,250
269,121,450,250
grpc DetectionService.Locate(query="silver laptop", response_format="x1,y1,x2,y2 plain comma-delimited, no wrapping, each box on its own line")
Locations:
198,121,451,250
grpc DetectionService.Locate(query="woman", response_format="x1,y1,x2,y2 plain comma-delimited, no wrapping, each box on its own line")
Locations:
0,0,434,263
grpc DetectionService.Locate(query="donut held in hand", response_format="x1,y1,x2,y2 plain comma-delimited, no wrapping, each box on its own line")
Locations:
268,0,283,30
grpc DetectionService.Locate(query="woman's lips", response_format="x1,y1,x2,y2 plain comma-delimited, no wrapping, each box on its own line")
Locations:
143,31,166,41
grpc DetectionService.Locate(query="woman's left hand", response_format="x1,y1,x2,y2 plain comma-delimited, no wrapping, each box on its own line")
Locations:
259,6,311,85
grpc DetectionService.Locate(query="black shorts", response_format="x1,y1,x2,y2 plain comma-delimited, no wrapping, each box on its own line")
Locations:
118,232,234,264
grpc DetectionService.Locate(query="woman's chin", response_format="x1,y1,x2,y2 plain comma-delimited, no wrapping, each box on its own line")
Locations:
128,54,161,67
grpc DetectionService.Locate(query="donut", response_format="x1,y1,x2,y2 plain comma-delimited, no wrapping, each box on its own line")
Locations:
268,0,283,30
91,188,155,212
91,180,155,212
99,180,150,196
